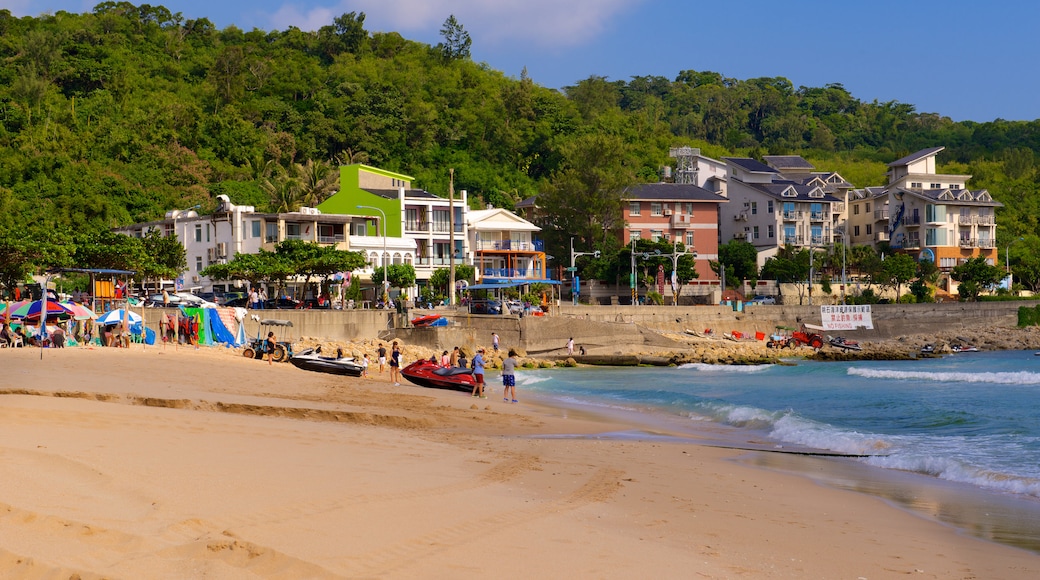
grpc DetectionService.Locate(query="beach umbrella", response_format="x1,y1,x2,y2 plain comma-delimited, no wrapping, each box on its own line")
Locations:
61,302,98,321
2,300,31,321
96,309,142,325
13,299,73,322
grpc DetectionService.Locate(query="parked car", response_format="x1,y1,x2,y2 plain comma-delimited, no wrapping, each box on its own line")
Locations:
222,296,250,308
264,297,301,309
301,298,331,309
469,299,502,315
746,295,777,305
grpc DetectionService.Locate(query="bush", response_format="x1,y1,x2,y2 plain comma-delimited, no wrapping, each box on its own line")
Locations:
1018,305,1040,326
646,291,664,305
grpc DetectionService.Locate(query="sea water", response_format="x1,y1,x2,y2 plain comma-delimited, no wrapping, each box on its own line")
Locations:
513,350,1040,552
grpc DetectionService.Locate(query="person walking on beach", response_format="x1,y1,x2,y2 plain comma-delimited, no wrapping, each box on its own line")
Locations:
492,333,499,352
377,343,387,374
389,341,401,386
567,337,574,355
361,353,369,378
470,348,486,398
502,348,518,403
265,331,276,365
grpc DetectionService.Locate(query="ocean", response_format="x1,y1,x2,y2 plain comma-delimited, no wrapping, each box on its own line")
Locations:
514,350,1040,554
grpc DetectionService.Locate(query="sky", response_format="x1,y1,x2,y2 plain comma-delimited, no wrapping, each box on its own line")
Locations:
5,0,1039,123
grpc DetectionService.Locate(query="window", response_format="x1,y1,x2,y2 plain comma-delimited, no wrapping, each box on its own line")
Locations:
405,208,420,231
853,205,860,215
940,257,957,269
651,203,663,216
629,202,641,216
194,224,202,242
286,223,302,239
251,220,261,238
767,200,774,214
195,256,203,271
753,226,760,239
266,222,278,243
950,184,961,190
925,228,947,246
351,221,367,236
926,204,945,222
206,224,211,243
684,203,693,214
750,201,758,215
910,182,922,188
629,230,641,242
164,223,174,237
811,225,823,244
930,183,941,189
432,209,450,233
865,202,871,212
783,202,795,218
767,224,774,238
650,229,663,242
853,225,861,236
784,225,796,243
866,224,873,235
686,231,694,246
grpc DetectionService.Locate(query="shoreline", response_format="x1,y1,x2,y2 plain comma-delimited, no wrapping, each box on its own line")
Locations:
2,345,1040,577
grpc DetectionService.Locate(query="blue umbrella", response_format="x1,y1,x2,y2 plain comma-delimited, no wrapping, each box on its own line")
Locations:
97,309,143,325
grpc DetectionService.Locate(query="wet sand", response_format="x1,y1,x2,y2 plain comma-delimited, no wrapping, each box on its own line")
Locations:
2,344,1040,578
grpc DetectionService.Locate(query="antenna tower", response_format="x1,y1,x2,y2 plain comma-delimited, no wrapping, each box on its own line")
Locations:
669,146,699,185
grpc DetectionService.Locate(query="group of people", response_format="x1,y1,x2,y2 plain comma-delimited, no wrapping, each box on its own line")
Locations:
1,320,76,348
375,341,402,385
158,312,200,349
434,338,517,402
248,287,269,309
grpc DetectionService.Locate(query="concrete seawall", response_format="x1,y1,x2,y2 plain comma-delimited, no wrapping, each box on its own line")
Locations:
145,301,1040,355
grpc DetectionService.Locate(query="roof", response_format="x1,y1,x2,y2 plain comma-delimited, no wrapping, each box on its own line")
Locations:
623,182,728,202
895,187,1003,207
466,208,539,232
746,182,841,203
467,280,560,290
763,155,815,171
723,157,779,174
515,196,538,208
887,146,945,167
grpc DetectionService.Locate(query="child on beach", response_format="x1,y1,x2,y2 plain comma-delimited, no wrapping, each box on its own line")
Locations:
502,348,518,403
361,353,369,377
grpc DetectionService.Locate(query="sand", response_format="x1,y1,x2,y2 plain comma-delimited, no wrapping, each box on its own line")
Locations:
2,344,1039,579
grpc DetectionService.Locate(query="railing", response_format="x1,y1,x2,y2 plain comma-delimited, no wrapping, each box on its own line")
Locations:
959,237,976,248
431,223,450,233
978,239,995,249
405,220,428,232
976,215,995,225
672,214,692,228
874,209,889,220
957,215,973,225
902,215,921,226
783,235,803,245
473,239,544,251
904,238,921,249
874,231,890,243
831,203,845,213
809,212,826,222
782,211,802,220
318,235,346,244
482,267,542,279
415,257,467,266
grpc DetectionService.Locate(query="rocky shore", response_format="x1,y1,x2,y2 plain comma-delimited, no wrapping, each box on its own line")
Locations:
293,323,1040,370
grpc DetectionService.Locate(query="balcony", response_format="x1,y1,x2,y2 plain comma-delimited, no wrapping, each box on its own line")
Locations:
873,209,889,220
809,212,826,222
959,237,976,248
782,211,802,221
415,256,465,267
976,215,995,225
831,202,845,214
405,220,429,233
672,213,692,228
782,235,803,245
874,231,890,243
957,215,973,226
317,234,346,244
473,239,544,251
978,238,995,249
904,238,921,249
902,215,921,227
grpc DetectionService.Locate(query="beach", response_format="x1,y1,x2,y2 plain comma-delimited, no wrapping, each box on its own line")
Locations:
2,345,1040,578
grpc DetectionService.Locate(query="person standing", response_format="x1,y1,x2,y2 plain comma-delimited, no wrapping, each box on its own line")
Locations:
389,341,401,386
470,348,486,398
492,333,499,352
361,353,370,378
502,348,518,403
449,346,460,367
567,337,575,355
265,331,276,365
258,287,268,309
440,350,450,367
249,288,260,309
377,343,387,374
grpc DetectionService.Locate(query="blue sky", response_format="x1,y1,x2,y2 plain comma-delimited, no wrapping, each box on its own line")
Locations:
6,0,1038,122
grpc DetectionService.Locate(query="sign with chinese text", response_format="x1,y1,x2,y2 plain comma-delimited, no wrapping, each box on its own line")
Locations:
820,305,873,330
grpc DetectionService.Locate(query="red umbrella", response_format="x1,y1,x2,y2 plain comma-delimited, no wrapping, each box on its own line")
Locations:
13,299,73,322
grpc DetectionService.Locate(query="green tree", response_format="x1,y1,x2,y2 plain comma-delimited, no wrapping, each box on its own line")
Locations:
879,253,918,301
437,15,471,61
951,256,1005,301
760,247,810,304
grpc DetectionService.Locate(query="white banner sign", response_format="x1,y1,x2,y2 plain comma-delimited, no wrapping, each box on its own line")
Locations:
820,305,874,331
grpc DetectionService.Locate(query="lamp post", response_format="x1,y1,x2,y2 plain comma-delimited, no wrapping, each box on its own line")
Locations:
174,204,200,294
357,205,389,305
664,240,695,305
569,236,600,305
1007,236,1024,294
834,231,847,304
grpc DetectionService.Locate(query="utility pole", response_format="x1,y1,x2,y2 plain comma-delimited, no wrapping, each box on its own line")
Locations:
570,237,599,305
448,168,455,306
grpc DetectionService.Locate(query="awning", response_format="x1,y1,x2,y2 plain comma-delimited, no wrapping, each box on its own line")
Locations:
467,280,561,290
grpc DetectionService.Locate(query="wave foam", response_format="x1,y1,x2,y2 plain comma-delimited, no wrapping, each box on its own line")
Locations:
677,363,770,373
849,367,1040,385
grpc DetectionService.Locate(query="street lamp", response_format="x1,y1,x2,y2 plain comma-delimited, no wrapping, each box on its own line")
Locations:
834,231,847,304
664,240,695,305
569,236,600,305
1007,236,1024,294
357,205,389,305
173,204,200,294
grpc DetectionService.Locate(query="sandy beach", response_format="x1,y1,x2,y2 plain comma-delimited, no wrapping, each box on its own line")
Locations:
2,344,1040,579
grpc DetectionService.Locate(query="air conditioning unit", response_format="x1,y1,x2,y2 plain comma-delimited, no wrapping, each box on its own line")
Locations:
664,209,673,215
217,242,227,257
192,275,200,282
207,248,215,261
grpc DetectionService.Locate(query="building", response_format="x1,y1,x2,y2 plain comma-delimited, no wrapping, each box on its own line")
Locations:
621,182,726,280
115,195,371,296
466,208,550,285
316,164,468,292
846,186,889,247
881,147,1001,271
720,157,843,267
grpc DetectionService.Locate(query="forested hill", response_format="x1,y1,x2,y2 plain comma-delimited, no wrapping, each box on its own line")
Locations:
2,2,1040,245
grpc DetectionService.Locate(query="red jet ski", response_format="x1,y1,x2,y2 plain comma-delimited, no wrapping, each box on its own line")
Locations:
401,359,476,392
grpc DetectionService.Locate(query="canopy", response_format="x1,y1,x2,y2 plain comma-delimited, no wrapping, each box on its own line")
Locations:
467,280,561,291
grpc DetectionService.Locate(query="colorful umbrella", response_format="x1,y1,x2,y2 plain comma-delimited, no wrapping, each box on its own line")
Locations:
96,309,142,325
12,299,73,321
1,300,31,321
61,302,98,320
